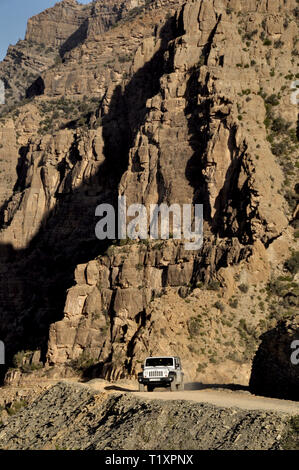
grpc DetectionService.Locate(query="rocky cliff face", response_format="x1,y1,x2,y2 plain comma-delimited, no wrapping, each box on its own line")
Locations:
0,0,298,389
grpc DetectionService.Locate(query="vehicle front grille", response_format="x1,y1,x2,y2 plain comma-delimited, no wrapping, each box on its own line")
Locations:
148,370,164,377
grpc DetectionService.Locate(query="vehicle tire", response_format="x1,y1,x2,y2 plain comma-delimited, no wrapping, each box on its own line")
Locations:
147,385,154,392
138,383,145,392
170,381,177,391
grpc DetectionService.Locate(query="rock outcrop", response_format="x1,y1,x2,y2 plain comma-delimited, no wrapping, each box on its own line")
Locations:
0,381,293,450
249,316,299,401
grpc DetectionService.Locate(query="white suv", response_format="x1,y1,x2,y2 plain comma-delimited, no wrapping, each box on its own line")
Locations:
137,356,184,392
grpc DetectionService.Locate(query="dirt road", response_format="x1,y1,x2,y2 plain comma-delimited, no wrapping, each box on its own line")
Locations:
136,388,298,415
86,379,299,415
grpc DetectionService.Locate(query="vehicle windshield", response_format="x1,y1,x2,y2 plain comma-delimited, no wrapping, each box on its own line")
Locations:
145,357,174,367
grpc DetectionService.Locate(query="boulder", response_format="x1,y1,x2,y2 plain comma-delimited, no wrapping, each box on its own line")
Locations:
249,316,299,401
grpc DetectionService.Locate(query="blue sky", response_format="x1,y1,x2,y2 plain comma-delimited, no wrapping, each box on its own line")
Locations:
0,0,91,61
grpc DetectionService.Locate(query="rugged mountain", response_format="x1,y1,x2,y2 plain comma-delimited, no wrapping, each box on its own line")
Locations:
0,0,298,393
0,0,144,109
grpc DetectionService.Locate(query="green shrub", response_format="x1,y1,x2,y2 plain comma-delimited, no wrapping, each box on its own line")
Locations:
229,298,238,309
188,317,202,337
263,38,272,46
266,279,288,297
69,353,98,372
284,251,299,274
12,350,26,368
238,283,249,293
271,141,288,156
12,350,43,373
6,400,28,416
214,301,225,312
271,116,291,133
265,94,280,106
288,128,298,143
244,30,258,41
207,280,220,291
196,363,207,373
209,357,218,364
